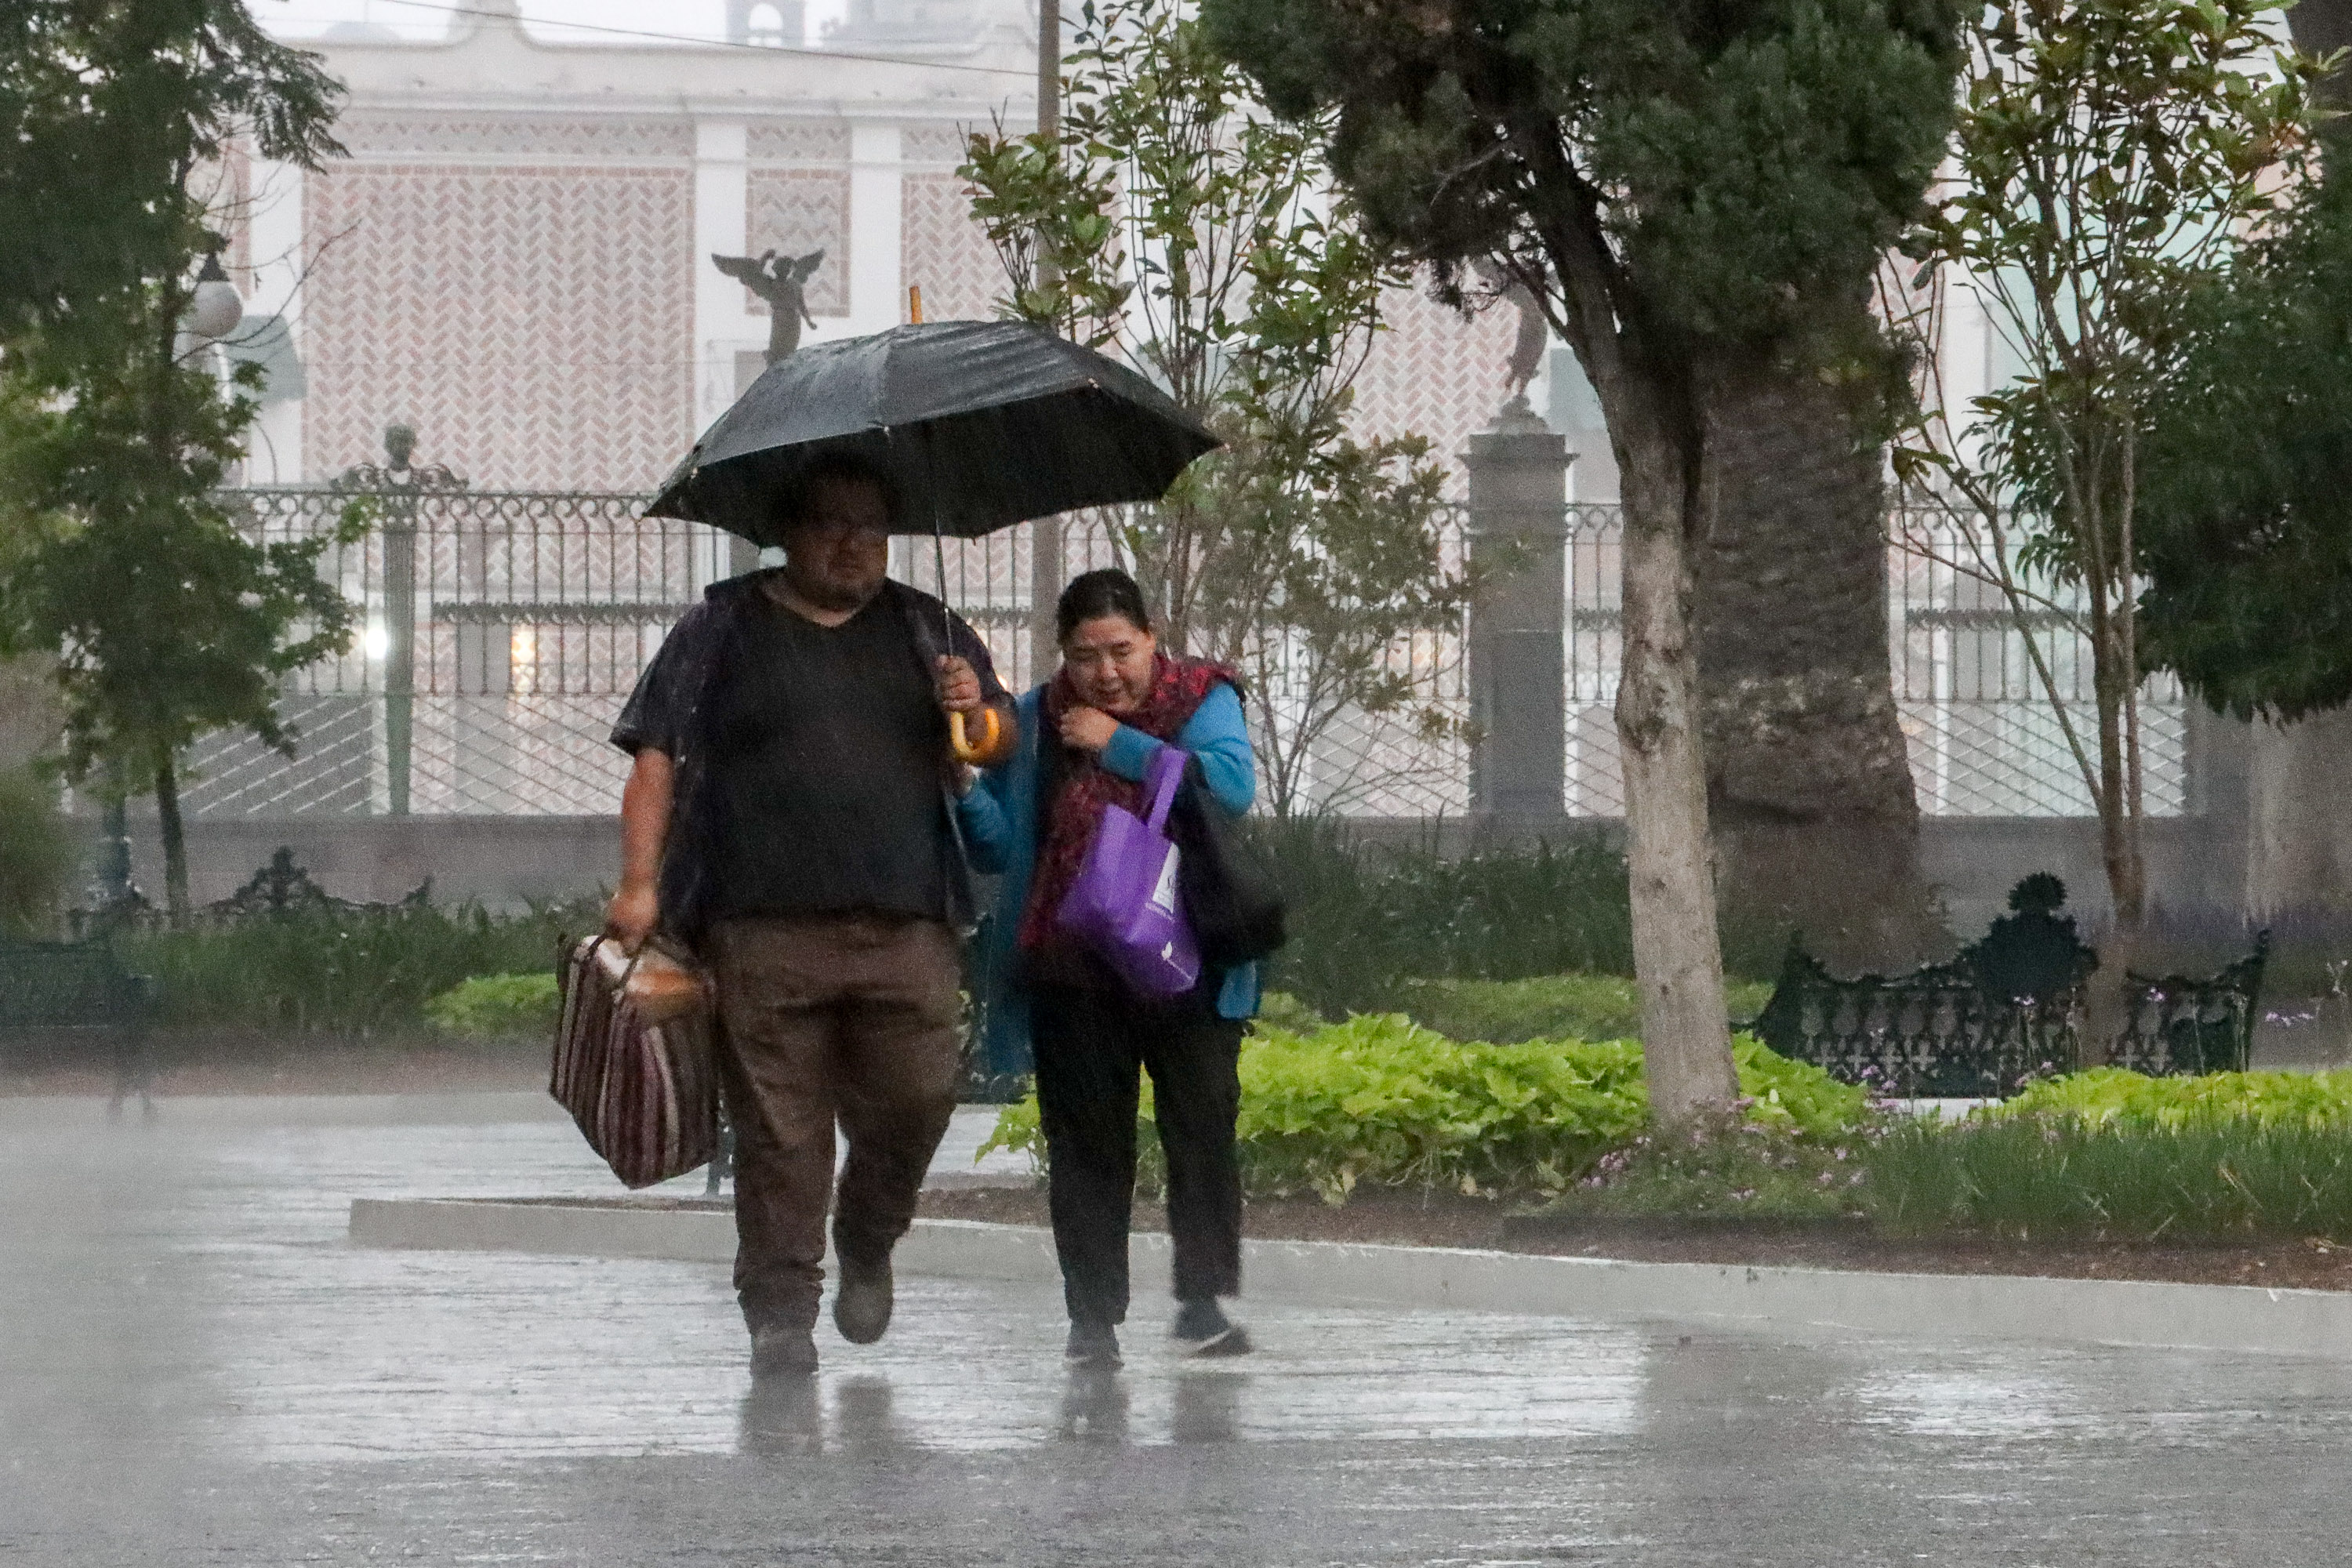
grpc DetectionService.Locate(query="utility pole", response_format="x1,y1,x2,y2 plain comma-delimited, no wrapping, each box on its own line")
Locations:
1029,0,1066,677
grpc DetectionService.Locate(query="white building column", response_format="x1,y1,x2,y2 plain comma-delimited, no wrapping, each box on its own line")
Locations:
245,158,306,483
844,122,903,335
691,117,757,437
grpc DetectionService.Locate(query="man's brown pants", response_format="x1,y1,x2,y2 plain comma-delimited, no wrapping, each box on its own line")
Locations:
706,913,963,1333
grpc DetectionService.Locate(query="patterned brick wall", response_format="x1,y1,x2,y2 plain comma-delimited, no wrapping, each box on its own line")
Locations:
745,169,851,316
1352,281,1521,485
901,124,971,165
335,114,694,160
747,122,853,162
302,158,695,489
901,169,1002,323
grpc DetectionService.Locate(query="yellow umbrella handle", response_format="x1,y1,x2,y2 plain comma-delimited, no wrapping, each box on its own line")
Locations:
949,706,1000,764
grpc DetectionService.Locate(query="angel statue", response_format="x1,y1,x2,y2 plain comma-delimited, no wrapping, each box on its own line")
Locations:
713,249,826,365
1473,256,1552,405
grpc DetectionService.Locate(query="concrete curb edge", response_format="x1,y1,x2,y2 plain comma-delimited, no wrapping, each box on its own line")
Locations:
347,1199,2352,1358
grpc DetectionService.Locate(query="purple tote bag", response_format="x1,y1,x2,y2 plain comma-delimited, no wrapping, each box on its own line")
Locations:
1055,743,1202,999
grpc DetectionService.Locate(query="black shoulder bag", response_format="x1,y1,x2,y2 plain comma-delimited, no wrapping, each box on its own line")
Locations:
1167,754,1287,967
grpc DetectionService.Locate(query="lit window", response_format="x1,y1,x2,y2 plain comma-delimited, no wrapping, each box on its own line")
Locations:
510,626,538,695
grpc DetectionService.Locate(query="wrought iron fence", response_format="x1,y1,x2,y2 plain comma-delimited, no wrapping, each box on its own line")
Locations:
1563,508,2190,819
181,481,2186,821
1891,515,2188,815
186,481,720,818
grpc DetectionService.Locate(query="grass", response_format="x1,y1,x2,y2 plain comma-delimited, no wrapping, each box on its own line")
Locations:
1864,1115,2352,1243
1399,973,1777,1046
1554,1065,2352,1245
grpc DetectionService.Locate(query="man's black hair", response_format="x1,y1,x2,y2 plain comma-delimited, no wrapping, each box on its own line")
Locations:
1055,568,1152,644
784,450,899,528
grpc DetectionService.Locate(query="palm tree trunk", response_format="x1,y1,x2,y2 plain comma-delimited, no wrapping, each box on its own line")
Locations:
1694,361,1938,975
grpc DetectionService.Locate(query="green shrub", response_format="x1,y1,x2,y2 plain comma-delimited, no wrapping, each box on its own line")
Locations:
978,1013,1863,1203
1994,1065,2352,1127
1402,973,1777,1045
424,971,561,1040
1254,989,1326,1034
125,899,589,1036
0,767,77,936
1864,1113,2352,1242
1250,817,1638,1016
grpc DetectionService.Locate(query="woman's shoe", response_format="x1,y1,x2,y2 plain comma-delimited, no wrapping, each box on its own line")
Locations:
1065,1319,1123,1367
1170,1298,1251,1357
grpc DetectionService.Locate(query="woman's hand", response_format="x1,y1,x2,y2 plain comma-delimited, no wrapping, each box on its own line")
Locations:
1058,704,1120,753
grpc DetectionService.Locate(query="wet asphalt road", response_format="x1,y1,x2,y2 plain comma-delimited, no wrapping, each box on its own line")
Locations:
4,1093,2350,1566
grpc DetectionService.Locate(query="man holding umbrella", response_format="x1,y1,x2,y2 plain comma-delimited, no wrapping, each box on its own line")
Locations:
612,318,1218,1379
608,452,1014,1379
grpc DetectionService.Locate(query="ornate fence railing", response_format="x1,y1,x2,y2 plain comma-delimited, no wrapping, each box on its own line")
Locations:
176,466,2187,822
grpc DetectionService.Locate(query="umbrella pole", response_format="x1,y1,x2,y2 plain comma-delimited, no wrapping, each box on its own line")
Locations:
933,464,997,763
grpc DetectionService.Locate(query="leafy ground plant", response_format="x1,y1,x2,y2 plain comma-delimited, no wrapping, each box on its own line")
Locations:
1994,1065,2352,1127
979,1014,1861,1204
424,972,561,1041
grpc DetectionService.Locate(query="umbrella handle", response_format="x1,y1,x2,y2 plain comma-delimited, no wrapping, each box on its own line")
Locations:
949,706,1000,764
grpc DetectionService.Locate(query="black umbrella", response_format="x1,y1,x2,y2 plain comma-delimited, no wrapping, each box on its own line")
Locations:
646,318,1219,542
648,318,1220,759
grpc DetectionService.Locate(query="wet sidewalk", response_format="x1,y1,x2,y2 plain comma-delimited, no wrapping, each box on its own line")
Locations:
5,1092,2350,1564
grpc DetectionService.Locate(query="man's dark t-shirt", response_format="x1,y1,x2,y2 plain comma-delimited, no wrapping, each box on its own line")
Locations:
699,593,952,921
612,573,1007,938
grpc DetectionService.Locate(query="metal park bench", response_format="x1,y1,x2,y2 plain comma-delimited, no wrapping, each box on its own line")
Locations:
0,931,158,1118
2114,938,2268,1078
1754,875,2267,1096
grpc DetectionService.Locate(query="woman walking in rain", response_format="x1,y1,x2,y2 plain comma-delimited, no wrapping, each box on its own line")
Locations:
958,568,1260,1368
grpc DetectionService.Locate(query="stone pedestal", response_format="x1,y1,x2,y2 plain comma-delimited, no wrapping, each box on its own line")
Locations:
1465,397,1573,829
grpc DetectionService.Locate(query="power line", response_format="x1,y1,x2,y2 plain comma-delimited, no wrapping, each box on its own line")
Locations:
285,0,1036,78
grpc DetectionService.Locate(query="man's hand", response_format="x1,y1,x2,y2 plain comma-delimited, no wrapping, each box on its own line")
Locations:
935,654,983,714
1059,704,1120,753
605,882,659,954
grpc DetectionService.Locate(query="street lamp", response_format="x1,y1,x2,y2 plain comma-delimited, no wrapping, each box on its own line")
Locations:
186,251,244,341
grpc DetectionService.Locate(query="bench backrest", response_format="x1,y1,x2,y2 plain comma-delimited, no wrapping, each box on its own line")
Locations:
0,938,135,1029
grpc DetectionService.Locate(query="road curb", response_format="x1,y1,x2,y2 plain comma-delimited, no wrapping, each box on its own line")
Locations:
347,1199,2352,1358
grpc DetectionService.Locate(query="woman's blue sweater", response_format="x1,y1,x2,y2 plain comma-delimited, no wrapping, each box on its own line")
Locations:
956,681,1259,1076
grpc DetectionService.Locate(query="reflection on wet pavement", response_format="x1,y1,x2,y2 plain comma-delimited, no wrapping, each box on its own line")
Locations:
6,1094,2352,1565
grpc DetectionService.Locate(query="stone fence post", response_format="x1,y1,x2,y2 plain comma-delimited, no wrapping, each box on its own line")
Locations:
1465,397,1573,830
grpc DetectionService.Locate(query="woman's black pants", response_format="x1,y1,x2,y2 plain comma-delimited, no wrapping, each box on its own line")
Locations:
1029,981,1245,1327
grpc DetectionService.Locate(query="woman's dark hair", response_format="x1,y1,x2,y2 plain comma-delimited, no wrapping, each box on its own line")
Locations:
1056,568,1152,644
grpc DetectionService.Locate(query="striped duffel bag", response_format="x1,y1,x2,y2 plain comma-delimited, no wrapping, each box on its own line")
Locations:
551,935,718,1189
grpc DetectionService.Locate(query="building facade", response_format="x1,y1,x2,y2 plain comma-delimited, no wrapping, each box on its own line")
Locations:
233,0,1519,493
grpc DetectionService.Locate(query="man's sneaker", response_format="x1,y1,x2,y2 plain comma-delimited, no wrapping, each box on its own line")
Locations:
750,1323,818,1379
1170,1298,1251,1357
1065,1319,1123,1368
833,1256,894,1345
